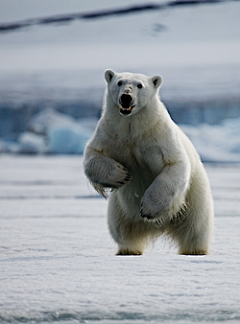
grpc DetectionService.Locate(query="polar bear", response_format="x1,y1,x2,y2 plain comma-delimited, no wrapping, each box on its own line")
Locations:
84,69,214,255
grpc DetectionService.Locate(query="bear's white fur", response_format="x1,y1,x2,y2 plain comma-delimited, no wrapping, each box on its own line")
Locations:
84,69,214,255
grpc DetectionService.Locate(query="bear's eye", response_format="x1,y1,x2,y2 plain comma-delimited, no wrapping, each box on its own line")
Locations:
117,81,122,87
137,83,143,89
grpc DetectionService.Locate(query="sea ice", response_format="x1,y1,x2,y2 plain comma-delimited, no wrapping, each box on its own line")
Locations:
0,156,240,324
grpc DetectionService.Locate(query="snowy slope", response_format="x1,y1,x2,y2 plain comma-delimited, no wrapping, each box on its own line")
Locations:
0,1,240,161
0,156,240,324
0,1,240,97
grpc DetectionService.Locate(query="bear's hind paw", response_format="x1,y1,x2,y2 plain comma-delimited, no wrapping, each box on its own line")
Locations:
116,249,142,256
180,250,208,256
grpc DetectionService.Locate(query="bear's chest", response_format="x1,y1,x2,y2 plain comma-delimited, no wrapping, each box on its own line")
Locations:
104,138,165,179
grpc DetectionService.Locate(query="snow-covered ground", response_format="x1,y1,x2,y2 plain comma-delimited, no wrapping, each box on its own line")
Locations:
1,155,240,324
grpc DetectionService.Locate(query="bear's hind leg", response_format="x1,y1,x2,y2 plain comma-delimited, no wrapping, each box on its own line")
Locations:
113,222,151,256
108,194,149,255
172,210,213,256
178,236,209,255
115,231,149,255
171,174,214,255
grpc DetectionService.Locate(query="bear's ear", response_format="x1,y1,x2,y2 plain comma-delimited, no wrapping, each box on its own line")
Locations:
104,69,115,83
151,75,162,89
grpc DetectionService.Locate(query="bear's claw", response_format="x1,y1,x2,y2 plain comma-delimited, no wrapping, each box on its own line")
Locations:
140,207,152,220
124,173,132,181
141,214,152,220
116,173,131,187
140,203,165,225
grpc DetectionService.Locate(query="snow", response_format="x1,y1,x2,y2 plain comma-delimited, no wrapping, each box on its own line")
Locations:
0,0,240,160
0,155,240,324
1,1,240,70
0,0,240,99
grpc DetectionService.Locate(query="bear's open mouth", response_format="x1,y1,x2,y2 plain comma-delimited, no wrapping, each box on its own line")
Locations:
119,105,135,115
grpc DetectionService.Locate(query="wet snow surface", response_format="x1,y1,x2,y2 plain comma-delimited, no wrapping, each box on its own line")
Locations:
1,156,240,324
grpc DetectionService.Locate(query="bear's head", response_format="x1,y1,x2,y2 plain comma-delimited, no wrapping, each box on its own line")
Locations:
104,69,162,117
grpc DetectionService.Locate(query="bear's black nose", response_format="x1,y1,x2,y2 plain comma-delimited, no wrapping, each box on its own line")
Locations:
120,94,132,108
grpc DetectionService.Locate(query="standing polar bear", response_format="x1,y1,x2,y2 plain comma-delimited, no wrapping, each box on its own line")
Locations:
84,69,214,255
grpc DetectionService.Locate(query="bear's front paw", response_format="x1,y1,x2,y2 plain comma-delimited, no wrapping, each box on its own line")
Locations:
140,200,167,227
107,162,132,189
139,201,156,219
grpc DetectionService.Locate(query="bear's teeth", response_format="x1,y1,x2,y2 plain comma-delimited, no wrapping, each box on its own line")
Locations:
120,105,131,111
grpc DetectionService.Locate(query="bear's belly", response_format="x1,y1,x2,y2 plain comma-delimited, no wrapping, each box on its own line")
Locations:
104,140,165,209
114,148,165,212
